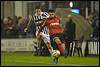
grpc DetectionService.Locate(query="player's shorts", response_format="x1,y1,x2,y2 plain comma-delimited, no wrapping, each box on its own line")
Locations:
50,33,65,50
41,32,50,44
35,31,50,44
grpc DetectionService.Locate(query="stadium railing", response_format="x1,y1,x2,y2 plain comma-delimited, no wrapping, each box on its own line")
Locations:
1,38,99,56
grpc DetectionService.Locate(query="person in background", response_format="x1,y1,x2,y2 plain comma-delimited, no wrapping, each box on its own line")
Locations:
18,16,27,38
3,17,15,38
63,14,76,56
25,15,36,38
91,12,99,40
12,16,19,38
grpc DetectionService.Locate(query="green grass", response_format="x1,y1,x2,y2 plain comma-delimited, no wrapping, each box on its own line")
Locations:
1,52,99,66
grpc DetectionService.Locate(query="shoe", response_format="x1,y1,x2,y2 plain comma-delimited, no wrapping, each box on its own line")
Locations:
53,57,58,64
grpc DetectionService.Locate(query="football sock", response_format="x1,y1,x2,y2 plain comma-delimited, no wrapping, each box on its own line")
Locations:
57,44,65,55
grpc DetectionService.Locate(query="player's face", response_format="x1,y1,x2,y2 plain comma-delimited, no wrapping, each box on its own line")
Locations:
49,12,55,18
36,9,41,15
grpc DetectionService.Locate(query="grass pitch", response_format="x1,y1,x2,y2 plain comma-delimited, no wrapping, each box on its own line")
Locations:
1,52,99,66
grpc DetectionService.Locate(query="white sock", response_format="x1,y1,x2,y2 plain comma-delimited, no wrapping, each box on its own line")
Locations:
49,47,53,55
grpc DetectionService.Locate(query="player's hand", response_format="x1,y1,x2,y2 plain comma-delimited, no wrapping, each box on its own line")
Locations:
36,31,42,36
24,28,28,32
35,31,38,36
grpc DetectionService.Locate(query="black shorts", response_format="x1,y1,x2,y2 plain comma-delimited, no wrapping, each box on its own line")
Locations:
50,33,65,50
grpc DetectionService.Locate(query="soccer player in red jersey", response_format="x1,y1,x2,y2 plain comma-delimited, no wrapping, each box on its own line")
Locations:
46,9,65,54
39,9,66,64
40,9,65,63
47,9,66,64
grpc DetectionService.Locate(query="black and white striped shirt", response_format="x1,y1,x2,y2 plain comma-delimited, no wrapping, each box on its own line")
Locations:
32,12,49,35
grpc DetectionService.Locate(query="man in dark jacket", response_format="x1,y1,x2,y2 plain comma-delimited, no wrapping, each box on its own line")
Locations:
64,14,76,56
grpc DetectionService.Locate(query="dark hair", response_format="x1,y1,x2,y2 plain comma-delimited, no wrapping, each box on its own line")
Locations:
48,9,55,13
7,16,13,21
7,16,12,20
35,6,41,10
18,16,22,20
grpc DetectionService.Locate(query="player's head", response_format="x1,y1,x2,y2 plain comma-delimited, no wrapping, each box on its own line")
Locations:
48,9,55,18
35,6,41,15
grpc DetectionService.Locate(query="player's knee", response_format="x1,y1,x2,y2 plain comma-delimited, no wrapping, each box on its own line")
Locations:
54,37,62,45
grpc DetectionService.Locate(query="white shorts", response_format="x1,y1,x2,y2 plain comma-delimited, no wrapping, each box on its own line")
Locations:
41,32,50,44
35,31,50,44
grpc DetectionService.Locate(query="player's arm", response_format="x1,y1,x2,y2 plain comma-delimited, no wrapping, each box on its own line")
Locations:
37,19,47,34
24,16,43,32
35,19,44,26
24,16,33,32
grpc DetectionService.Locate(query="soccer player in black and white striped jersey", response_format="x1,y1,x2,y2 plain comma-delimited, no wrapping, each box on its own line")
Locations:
34,11,49,35
24,6,53,56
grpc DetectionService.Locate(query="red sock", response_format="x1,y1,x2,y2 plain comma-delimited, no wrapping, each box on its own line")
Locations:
57,44,64,55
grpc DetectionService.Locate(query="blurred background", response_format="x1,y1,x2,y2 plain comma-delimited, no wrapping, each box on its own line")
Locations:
1,1,99,66
1,1,99,18
1,1,99,40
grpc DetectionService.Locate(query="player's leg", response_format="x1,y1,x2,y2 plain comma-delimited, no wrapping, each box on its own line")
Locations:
53,36,65,55
46,42,54,55
41,33,59,64
57,34,68,57
50,41,59,64
33,31,42,55
36,31,42,47
50,35,61,64
41,33,54,55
